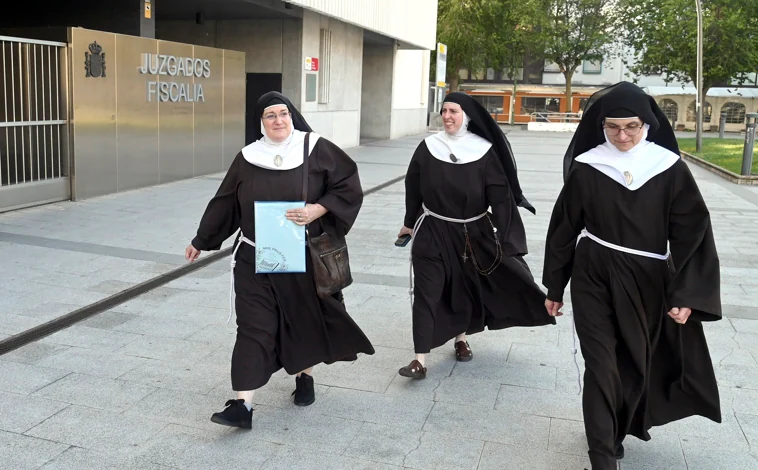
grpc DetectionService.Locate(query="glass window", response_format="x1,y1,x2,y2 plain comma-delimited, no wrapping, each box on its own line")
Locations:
582,60,602,74
686,100,712,123
658,99,678,123
471,95,504,113
722,102,746,124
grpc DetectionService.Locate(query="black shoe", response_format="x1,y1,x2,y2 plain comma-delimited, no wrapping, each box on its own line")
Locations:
615,443,625,460
292,373,316,406
210,399,252,429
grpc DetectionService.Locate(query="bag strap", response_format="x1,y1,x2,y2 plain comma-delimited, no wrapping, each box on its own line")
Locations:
302,132,310,202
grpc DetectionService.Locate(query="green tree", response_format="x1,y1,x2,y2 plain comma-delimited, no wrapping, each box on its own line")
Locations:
537,0,617,109
618,0,758,95
432,0,544,93
432,0,488,92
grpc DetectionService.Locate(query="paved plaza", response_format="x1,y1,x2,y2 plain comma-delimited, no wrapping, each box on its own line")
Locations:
1,130,758,469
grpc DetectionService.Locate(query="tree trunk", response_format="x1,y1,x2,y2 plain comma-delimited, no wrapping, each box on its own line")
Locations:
449,74,460,93
510,79,518,125
564,71,574,122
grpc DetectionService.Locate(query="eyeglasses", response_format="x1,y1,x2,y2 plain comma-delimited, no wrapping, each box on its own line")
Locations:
262,111,291,121
603,124,643,136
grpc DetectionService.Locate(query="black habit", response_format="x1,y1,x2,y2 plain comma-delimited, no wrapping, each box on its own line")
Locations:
192,92,374,391
405,93,554,354
543,82,721,469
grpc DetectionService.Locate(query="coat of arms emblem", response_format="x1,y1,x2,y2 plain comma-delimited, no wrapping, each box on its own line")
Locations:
84,41,106,78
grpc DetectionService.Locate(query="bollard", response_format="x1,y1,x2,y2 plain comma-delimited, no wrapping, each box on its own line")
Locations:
741,113,758,176
719,112,727,139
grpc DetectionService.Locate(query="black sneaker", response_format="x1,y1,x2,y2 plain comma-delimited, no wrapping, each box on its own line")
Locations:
292,373,316,406
210,399,252,429
615,442,625,460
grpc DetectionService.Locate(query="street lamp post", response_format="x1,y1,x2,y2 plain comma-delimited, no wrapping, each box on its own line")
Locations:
696,0,704,152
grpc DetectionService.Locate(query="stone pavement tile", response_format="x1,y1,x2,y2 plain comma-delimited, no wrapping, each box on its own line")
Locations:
311,387,434,430
79,311,140,330
117,357,225,395
732,387,758,416
402,432,485,470
36,346,148,379
660,387,749,451
132,424,278,470
710,345,758,367
725,305,758,320
736,413,758,449
424,401,550,449
680,436,758,470
123,387,244,432
32,373,157,412
343,422,424,466
547,418,586,457
87,280,138,295
496,384,584,422
0,391,69,433
619,429,686,470
112,315,208,340
475,325,560,348
312,361,397,393
386,375,501,410
0,343,70,366
732,319,758,335
478,442,591,470
715,363,758,390
184,323,236,344
261,446,402,470
40,447,174,470
246,405,364,454
0,360,69,395
18,302,91,321
506,342,584,370
0,430,70,470
39,325,142,352
450,353,557,391
113,335,220,363
25,405,168,455
0,313,46,336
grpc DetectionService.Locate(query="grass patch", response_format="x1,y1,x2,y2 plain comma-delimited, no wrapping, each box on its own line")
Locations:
677,138,758,175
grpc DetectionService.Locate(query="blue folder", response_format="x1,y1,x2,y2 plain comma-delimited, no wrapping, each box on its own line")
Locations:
253,201,307,273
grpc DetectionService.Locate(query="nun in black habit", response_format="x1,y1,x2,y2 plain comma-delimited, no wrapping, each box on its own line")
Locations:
185,91,374,429
397,92,554,379
543,81,721,469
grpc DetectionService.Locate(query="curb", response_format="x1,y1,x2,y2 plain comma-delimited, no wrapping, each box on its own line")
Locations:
681,151,758,185
0,175,406,356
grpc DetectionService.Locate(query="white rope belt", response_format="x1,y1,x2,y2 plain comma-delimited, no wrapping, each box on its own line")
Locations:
577,229,670,260
228,233,255,324
408,204,488,308
568,229,670,395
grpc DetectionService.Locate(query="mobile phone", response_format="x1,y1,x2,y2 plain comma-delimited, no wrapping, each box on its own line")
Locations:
395,234,412,247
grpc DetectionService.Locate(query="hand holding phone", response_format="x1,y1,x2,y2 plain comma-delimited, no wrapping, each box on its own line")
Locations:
395,234,412,247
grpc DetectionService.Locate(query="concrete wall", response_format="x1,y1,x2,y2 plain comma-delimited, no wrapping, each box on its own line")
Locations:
391,49,430,138
287,0,438,50
157,19,302,75
299,10,364,148
360,45,395,140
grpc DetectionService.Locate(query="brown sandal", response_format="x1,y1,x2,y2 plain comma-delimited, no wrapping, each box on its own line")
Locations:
455,341,473,362
398,360,427,379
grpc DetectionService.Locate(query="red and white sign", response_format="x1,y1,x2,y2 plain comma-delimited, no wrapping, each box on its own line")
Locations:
304,57,319,71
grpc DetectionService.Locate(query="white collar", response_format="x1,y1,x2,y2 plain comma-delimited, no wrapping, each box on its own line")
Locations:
241,130,321,170
424,130,492,164
575,125,679,190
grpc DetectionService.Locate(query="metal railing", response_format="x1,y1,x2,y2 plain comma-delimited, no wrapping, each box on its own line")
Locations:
0,36,67,188
529,112,583,123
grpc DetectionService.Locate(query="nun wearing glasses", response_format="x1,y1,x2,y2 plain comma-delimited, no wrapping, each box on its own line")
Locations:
543,82,722,469
185,91,374,429
396,92,554,379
